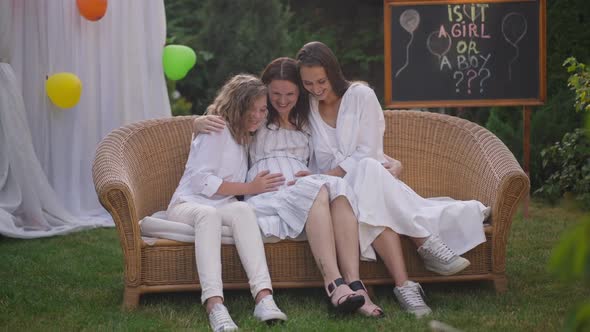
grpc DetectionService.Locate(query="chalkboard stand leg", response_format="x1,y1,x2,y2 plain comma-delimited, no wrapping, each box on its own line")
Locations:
523,106,532,220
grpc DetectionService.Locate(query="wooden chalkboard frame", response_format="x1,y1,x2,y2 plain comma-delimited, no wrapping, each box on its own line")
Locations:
384,0,546,108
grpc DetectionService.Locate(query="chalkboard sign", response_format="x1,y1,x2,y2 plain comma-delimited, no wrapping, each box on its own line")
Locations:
384,0,546,108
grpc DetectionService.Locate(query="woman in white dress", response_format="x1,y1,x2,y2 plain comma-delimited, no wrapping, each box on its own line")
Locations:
295,41,489,317
194,58,384,317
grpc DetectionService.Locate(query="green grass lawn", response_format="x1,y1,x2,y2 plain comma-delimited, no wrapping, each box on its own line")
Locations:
1,201,588,331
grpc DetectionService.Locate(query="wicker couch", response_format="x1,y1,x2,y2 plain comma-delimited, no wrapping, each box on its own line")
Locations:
92,110,529,310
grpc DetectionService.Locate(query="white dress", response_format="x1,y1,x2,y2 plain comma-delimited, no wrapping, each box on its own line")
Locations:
308,83,488,261
246,122,357,239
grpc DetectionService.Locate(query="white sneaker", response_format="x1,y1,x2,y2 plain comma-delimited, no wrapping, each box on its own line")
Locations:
417,235,471,276
208,303,238,332
393,280,432,318
253,295,287,322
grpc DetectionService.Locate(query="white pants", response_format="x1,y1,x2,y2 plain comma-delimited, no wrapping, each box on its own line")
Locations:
167,201,273,304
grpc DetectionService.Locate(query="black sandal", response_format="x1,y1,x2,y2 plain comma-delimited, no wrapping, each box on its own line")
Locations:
326,278,365,313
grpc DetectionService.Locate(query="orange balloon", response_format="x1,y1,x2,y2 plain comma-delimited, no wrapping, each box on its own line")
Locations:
77,0,108,21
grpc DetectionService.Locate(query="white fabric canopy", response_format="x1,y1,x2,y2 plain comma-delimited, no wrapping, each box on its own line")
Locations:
1,0,171,238
0,64,96,238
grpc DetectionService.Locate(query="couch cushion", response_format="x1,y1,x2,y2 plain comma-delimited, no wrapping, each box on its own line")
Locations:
139,211,307,246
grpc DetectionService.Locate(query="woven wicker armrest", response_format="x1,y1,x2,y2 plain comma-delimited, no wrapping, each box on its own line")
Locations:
455,121,530,274
383,111,529,274
92,116,195,285
92,125,144,286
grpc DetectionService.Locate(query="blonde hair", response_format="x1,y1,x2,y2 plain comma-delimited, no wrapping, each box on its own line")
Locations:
206,74,267,145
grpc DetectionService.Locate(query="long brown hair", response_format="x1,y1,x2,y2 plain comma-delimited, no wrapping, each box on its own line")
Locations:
295,41,350,98
261,57,309,131
206,74,267,145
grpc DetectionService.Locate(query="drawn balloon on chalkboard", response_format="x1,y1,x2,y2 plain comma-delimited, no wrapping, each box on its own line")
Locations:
502,12,528,80
395,9,420,77
400,9,420,33
426,30,452,63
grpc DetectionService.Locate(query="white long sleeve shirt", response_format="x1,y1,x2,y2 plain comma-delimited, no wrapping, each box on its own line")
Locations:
309,83,387,174
168,127,248,208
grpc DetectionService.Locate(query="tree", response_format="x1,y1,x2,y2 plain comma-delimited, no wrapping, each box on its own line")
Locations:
284,0,384,99
165,0,292,114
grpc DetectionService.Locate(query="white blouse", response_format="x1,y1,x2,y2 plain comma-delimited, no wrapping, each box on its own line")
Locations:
309,83,387,174
169,127,248,208
247,122,312,189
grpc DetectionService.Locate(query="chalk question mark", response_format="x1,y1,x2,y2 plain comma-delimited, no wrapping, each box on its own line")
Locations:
466,69,477,94
453,71,464,93
478,68,491,93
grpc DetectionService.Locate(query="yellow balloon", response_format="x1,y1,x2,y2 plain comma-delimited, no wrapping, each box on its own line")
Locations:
46,72,83,109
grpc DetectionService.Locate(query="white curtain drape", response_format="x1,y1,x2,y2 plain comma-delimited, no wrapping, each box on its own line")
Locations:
1,0,171,238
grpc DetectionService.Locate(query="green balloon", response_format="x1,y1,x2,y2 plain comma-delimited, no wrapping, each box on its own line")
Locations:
163,45,197,81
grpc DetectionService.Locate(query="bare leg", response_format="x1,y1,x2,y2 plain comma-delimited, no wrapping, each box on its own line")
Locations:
331,196,384,317
254,289,272,304
329,196,360,283
305,186,341,286
205,297,223,314
372,228,409,287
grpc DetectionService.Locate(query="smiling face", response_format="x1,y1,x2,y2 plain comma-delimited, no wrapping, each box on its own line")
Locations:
299,65,335,101
268,79,299,117
244,95,268,132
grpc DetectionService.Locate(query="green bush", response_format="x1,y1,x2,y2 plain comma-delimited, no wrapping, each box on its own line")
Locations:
535,58,590,208
485,92,588,192
565,57,590,113
535,128,590,209
549,213,590,332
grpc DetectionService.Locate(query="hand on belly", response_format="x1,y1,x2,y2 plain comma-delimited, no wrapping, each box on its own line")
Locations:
287,170,313,186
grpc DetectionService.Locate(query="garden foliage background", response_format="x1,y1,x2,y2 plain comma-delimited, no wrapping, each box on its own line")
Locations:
164,0,590,200
1,1,588,330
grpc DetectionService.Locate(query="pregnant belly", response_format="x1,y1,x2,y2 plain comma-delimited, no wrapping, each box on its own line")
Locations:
247,157,309,184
